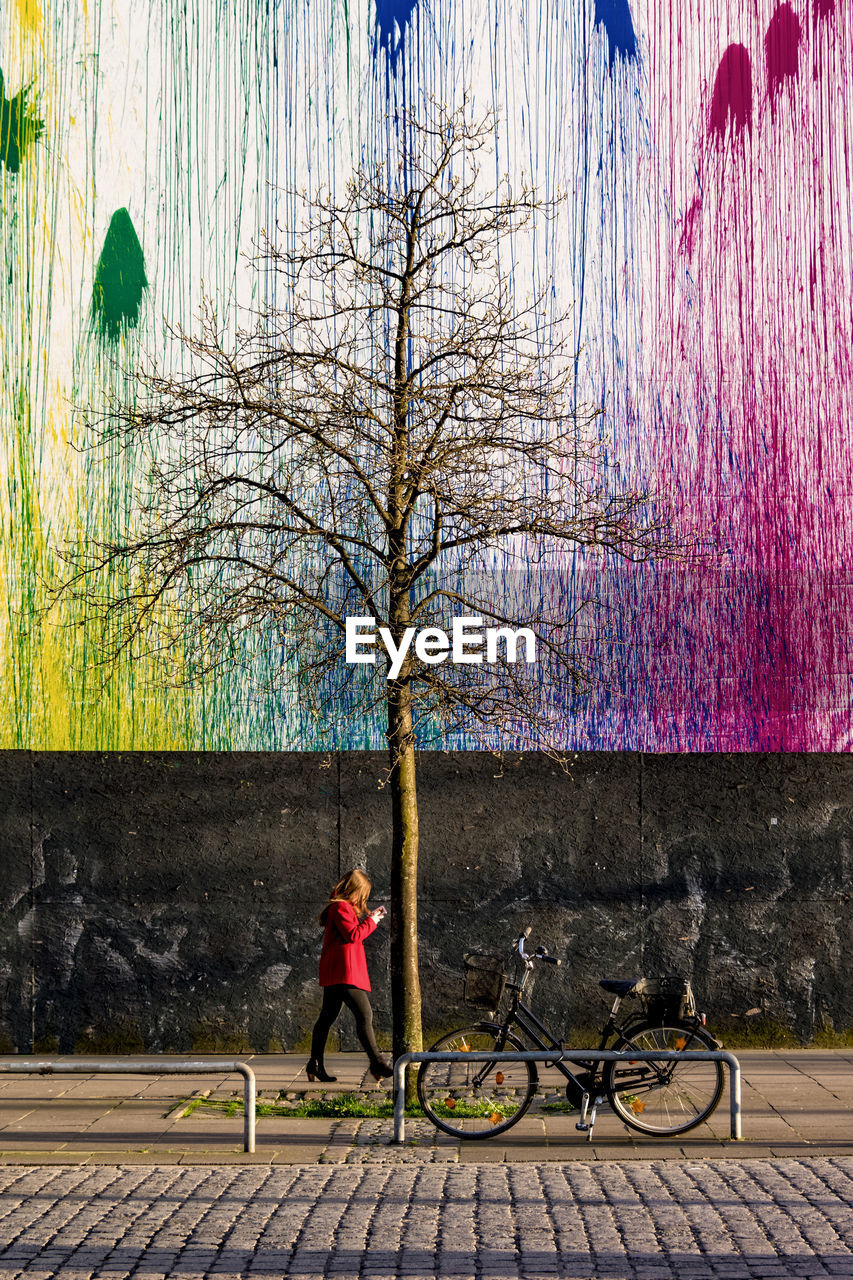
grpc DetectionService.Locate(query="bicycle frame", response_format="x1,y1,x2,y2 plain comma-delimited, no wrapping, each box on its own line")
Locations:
494,931,702,1108
498,984,641,1105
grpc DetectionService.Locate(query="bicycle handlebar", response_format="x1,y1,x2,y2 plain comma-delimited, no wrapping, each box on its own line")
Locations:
516,929,562,967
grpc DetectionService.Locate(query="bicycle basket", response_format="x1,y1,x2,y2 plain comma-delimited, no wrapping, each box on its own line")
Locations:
463,953,507,1008
632,976,696,1022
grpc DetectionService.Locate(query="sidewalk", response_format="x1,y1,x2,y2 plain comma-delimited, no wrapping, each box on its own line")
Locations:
0,1051,851,1165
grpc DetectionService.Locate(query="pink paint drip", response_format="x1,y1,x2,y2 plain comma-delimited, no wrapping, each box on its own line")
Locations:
680,194,702,256
709,44,753,141
765,2,802,108
637,0,853,749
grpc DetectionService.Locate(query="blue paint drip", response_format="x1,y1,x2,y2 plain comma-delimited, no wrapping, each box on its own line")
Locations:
373,0,419,71
594,0,638,68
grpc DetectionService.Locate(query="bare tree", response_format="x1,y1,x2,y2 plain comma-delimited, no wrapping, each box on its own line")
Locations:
63,99,682,1063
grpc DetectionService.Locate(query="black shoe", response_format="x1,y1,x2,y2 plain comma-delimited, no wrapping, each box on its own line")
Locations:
369,1060,394,1081
306,1059,337,1083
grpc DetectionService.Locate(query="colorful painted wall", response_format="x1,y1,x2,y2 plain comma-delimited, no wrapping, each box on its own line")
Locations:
1,0,850,751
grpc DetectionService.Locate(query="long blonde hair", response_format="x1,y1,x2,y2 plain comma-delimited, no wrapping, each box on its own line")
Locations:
320,868,371,924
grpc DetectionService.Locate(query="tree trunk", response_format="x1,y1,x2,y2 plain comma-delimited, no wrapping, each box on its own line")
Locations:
387,222,421,1081
387,678,423,1073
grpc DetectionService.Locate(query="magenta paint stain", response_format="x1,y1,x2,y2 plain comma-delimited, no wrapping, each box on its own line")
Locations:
680,194,702,255
765,2,802,105
813,0,835,23
708,44,753,141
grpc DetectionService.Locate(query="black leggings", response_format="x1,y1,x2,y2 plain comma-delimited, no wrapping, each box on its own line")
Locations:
310,984,383,1067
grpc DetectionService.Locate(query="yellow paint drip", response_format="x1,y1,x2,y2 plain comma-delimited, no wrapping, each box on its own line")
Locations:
15,0,42,32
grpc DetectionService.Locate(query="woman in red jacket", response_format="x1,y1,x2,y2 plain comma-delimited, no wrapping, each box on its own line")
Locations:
306,868,393,1083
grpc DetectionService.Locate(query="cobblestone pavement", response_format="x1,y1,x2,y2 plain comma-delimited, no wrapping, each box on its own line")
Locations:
0,1159,852,1279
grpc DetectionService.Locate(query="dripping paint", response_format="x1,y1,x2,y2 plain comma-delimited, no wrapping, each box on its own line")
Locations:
0,66,42,171
91,209,148,343
708,44,753,140
0,0,851,751
594,0,639,68
373,0,419,71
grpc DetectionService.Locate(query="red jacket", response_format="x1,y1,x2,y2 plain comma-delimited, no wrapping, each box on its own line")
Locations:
318,900,378,990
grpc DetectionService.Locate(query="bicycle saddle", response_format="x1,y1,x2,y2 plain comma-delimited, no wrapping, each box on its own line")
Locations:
599,978,640,997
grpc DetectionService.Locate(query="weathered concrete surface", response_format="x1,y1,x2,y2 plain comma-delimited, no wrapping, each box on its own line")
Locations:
1,752,852,1052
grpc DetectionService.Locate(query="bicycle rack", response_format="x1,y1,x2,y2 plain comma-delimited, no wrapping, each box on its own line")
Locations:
0,1058,257,1153
392,1048,742,1144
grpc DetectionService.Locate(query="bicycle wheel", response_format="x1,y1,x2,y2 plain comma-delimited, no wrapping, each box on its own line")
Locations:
605,1022,724,1136
417,1023,537,1139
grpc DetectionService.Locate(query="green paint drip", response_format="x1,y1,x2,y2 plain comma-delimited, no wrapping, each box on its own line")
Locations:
92,208,148,342
0,68,44,172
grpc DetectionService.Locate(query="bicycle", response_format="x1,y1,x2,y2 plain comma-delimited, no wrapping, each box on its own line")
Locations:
416,927,724,1140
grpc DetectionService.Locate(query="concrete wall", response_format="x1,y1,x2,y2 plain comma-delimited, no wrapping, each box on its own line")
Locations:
1,751,852,1053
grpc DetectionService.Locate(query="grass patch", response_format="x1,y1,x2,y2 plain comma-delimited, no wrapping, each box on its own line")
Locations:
183,1093,423,1120
711,1019,801,1048
423,1096,521,1121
